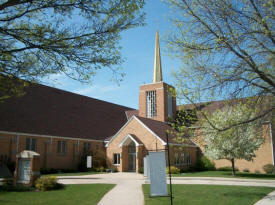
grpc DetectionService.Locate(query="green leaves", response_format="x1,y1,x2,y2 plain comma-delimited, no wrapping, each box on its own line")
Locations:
0,0,145,99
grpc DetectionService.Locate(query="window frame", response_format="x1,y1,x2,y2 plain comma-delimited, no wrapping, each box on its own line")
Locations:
113,153,120,165
146,90,157,118
57,140,67,154
26,138,37,151
83,142,91,154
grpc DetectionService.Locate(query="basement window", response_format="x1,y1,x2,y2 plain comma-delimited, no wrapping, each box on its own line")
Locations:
113,153,120,165
146,90,157,118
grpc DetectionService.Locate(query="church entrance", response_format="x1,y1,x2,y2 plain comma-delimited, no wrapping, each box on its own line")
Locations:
128,141,136,172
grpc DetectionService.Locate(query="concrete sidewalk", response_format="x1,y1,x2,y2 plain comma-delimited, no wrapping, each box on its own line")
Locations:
254,190,275,205
171,177,275,187
58,172,145,205
57,173,275,205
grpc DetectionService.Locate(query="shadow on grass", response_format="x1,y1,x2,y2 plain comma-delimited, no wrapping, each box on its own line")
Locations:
0,183,65,192
222,172,275,179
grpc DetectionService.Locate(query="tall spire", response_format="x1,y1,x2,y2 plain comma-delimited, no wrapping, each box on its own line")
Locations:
153,30,163,83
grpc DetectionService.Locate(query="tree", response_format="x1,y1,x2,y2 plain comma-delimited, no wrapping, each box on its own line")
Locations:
202,104,264,176
166,0,275,130
0,0,145,100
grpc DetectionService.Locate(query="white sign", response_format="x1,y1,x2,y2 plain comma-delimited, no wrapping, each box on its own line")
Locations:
18,159,31,182
149,151,167,196
87,156,92,168
144,156,147,177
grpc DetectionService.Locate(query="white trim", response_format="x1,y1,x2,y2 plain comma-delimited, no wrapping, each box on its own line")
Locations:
106,115,167,147
269,123,274,166
119,134,143,147
134,116,167,145
0,130,103,142
140,82,163,86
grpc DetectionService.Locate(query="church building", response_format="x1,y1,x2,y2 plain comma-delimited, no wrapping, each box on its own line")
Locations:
0,31,274,174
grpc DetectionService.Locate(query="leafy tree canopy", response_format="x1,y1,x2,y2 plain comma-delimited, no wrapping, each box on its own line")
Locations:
202,103,264,175
0,0,145,100
166,0,275,128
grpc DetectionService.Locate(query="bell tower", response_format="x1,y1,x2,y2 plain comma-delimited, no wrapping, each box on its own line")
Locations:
138,31,176,122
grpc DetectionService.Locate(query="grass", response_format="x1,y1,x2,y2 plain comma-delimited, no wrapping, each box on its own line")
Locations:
143,184,274,205
172,171,275,179
43,171,106,176
0,184,115,205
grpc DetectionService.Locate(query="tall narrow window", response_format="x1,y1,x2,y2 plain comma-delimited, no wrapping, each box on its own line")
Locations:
167,92,173,118
57,141,67,154
26,138,36,151
146,90,157,118
83,142,91,154
113,153,120,165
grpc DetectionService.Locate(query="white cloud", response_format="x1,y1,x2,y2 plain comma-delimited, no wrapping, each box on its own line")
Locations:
73,85,122,96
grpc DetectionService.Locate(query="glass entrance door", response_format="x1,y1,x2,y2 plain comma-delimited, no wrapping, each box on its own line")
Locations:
128,153,136,171
128,142,136,172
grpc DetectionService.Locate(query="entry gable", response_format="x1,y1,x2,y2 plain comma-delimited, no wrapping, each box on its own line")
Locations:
105,115,166,147
119,134,143,147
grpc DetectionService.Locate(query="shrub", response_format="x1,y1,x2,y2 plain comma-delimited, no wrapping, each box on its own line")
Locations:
217,166,239,172
263,164,275,174
35,176,59,191
255,170,260,174
138,167,144,174
95,166,105,172
111,167,118,173
40,168,58,175
166,166,180,174
243,168,250,173
195,156,215,171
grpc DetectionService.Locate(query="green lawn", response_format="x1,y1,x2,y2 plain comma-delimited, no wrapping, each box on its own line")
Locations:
43,171,106,176
172,171,275,179
0,184,115,205
143,184,274,205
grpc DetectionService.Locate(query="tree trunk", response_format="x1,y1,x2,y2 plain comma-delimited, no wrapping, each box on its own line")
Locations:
231,158,235,176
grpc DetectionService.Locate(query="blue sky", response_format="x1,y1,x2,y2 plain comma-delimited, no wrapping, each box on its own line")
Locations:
44,1,181,109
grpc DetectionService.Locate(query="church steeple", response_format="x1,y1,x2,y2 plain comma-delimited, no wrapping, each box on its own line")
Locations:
153,30,163,83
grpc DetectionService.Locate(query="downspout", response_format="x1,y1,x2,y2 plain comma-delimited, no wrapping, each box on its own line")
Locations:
16,135,19,153
270,122,274,166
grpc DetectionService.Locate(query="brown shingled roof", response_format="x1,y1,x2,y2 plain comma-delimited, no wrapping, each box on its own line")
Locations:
0,83,134,141
125,109,139,120
136,116,197,146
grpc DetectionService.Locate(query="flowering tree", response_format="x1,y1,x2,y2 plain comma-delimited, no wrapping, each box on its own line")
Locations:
202,104,264,176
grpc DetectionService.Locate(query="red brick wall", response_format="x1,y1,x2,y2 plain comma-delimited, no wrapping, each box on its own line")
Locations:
0,132,105,170
139,82,176,122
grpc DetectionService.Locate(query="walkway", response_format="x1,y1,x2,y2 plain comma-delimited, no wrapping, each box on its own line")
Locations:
58,173,275,205
58,172,145,205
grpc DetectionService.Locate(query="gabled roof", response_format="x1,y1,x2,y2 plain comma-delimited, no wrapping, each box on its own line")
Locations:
135,116,197,146
119,134,143,147
0,83,134,141
125,109,139,120
106,115,197,147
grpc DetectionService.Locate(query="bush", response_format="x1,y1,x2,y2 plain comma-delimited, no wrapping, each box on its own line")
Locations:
35,176,59,191
40,168,58,175
166,166,180,174
111,167,118,173
255,170,260,174
243,168,250,173
95,166,105,172
195,156,215,171
138,167,144,174
216,166,239,172
263,164,275,174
